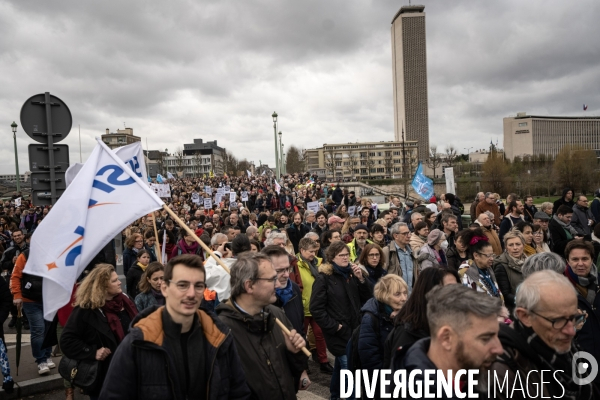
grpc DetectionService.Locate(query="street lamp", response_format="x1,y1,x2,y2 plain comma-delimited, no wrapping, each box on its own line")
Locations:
272,112,280,179
278,131,284,176
165,148,169,174
464,147,473,162
11,122,20,193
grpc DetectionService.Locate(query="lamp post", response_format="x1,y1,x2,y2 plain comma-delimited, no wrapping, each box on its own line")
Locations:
11,122,20,193
278,131,284,176
464,147,473,162
272,112,280,179
165,148,169,175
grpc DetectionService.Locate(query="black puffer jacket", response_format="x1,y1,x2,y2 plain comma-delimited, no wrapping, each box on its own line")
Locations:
216,301,307,400
99,306,251,400
309,262,373,356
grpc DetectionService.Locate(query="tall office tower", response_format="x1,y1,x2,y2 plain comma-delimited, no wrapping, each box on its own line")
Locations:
391,5,429,162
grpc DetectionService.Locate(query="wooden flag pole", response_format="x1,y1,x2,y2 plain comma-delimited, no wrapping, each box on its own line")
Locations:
274,317,311,357
149,212,162,264
162,204,231,274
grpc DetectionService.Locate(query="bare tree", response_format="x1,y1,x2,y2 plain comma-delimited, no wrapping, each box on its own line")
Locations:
426,146,443,178
192,151,203,177
325,147,336,179
383,151,394,178
365,150,375,179
444,145,458,169
347,151,359,179
174,147,185,175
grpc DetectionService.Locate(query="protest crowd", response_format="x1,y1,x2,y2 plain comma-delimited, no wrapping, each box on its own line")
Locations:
2,164,600,400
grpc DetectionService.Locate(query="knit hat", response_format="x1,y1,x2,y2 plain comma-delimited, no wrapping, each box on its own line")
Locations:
354,224,369,233
427,229,444,246
533,211,550,221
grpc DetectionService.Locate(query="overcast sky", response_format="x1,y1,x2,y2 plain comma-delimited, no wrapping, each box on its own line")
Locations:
1,0,598,174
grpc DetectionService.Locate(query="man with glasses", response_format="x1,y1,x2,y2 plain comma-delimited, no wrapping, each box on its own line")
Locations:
292,238,332,374
491,270,594,399
383,222,415,294
100,254,251,399
217,253,307,399
263,245,315,386
571,195,595,240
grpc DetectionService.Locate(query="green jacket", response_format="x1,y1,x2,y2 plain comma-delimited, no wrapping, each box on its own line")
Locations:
347,239,373,263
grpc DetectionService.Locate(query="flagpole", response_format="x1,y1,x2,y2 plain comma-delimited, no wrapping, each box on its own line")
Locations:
150,212,162,264
162,205,231,274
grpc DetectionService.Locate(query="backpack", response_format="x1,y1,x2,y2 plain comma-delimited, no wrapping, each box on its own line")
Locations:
346,311,380,370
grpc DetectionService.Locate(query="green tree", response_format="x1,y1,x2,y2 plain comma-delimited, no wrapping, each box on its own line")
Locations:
553,145,598,194
285,146,304,174
482,150,511,194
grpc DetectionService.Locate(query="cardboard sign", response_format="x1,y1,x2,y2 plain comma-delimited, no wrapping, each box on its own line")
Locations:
215,193,223,204
150,183,171,198
229,192,236,203
204,198,212,209
307,201,320,214
241,191,249,202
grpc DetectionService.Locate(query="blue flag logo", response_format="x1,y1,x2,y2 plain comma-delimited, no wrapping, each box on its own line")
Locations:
411,162,434,201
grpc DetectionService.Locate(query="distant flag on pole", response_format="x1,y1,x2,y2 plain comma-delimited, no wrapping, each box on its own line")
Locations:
584,104,588,111
23,138,164,320
261,170,266,176
247,170,251,178
411,162,434,201
274,180,281,194
156,174,164,183
167,172,175,180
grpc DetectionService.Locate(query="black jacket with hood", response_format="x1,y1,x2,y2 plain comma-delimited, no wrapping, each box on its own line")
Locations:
99,305,251,400
216,301,307,400
309,262,374,356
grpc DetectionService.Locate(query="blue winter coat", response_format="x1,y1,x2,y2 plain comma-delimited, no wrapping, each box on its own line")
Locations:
357,298,394,372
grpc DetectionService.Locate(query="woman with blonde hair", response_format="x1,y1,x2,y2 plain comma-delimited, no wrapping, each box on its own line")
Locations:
354,275,408,389
493,230,526,312
61,264,138,399
134,262,165,312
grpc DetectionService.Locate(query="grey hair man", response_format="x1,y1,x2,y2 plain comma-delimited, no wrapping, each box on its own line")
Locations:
245,226,259,241
382,222,415,294
490,271,593,399
265,231,287,247
396,284,503,396
521,252,566,279
216,253,308,399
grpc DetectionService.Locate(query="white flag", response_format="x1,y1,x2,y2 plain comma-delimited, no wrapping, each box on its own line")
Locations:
167,172,175,179
247,170,251,178
24,138,164,320
274,180,281,194
114,141,147,181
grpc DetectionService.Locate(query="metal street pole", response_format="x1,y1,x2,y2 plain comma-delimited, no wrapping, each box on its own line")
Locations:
11,122,20,192
272,112,280,179
279,131,284,176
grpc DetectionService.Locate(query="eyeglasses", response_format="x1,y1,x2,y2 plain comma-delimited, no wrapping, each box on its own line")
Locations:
398,231,411,236
166,280,206,293
253,276,278,284
529,310,586,330
368,253,380,258
275,267,294,275
476,252,496,259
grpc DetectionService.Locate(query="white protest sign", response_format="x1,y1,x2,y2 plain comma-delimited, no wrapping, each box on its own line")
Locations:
215,193,223,204
307,201,320,214
241,191,249,202
217,188,225,195
224,186,231,193
205,186,212,195
150,183,171,198
191,192,200,205
14,197,21,207
204,198,212,209
372,203,379,219
348,205,356,216
229,192,236,203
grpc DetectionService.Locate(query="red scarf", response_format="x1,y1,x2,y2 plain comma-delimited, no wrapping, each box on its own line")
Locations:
101,293,138,342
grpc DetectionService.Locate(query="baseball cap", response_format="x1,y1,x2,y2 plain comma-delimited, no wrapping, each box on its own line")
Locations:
328,215,346,225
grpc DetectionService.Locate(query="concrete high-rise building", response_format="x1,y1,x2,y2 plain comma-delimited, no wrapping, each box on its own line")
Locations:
391,5,429,162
